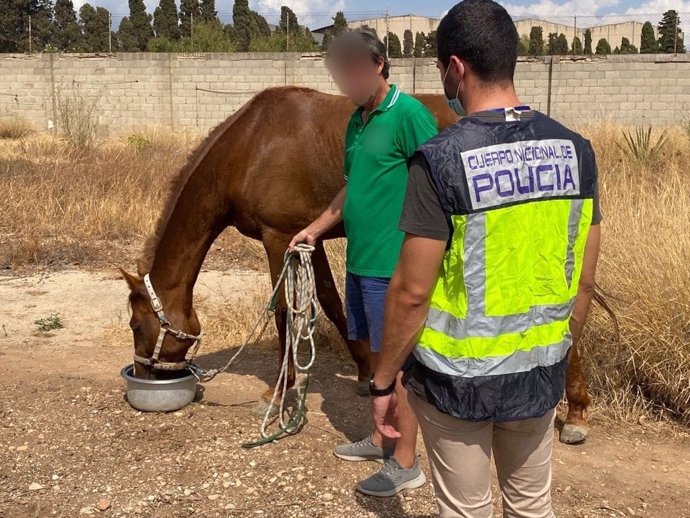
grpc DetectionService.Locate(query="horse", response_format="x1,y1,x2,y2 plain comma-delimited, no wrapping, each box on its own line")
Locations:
120,86,592,444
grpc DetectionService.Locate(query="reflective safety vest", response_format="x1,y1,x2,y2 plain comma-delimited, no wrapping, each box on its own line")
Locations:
408,111,597,422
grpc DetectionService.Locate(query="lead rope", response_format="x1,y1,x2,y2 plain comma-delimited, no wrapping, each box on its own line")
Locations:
187,244,318,448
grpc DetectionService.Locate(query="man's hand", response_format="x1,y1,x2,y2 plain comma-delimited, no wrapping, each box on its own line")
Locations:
371,392,401,439
289,226,319,251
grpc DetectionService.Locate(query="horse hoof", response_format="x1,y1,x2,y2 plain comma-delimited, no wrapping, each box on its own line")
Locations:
560,423,589,444
356,380,369,397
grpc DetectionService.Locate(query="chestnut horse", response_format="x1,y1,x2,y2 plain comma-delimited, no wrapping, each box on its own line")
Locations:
121,86,591,444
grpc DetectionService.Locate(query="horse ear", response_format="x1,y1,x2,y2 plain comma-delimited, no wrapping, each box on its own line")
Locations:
119,268,142,293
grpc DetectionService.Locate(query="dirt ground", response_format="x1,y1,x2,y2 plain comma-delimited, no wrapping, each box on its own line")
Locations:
1,269,689,518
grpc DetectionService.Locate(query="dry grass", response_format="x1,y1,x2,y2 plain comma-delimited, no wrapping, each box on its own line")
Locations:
0,116,33,139
577,122,690,425
1,122,689,428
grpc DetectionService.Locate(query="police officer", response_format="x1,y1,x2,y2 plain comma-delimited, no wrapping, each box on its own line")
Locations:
369,1,602,516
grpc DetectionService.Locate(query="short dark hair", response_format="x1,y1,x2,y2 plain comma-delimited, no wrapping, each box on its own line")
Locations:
326,29,391,79
437,0,518,83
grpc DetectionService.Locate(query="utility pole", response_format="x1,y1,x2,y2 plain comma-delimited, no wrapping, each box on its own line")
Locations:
108,13,112,53
191,12,194,51
28,15,32,53
286,14,290,52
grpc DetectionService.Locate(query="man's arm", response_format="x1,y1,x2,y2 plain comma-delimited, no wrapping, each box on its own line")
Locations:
288,186,346,249
371,234,446,438
569,224,601,345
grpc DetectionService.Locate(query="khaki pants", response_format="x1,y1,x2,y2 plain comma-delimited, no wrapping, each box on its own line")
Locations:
409,392,557,518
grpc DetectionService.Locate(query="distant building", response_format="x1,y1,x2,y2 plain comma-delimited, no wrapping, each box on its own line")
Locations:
313,14,440,48
314,14,679,54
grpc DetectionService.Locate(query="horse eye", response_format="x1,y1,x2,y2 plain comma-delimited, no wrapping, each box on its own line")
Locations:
129,320,143,333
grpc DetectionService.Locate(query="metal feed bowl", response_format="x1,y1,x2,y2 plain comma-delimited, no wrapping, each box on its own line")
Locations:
121,364,197,412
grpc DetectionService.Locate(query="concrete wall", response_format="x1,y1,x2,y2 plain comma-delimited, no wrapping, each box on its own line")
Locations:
0,52,689,136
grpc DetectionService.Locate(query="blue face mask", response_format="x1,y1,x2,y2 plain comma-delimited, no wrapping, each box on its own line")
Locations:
442,65,465,116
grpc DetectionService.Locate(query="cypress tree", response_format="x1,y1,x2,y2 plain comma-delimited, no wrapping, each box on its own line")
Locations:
658,10,684,53
572,35,583,54
595,38,611,55
79,4,110,51
0,0,53,52
153,0,180,40
403,29,413,57
117,16,139,51
128,0,153,50
413,31,425,57
199,0,217,24
640,21,657,53
279,6,300,36
386,32,402,58
528,26,543,56
584,28,592,54
425,30,437,57
53,0,82,50
332,11,347,36
179,0,199,39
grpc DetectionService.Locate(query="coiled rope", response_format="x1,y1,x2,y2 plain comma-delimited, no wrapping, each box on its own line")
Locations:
188,244,318,448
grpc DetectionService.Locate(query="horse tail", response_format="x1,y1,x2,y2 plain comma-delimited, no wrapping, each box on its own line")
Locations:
593,283,620,340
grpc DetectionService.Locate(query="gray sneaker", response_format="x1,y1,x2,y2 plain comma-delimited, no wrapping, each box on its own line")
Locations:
333,435,394,462
356,457,426,497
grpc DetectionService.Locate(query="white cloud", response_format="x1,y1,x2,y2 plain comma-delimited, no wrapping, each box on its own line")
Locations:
625,0,690,14
502,0,619,17
253,0,346,27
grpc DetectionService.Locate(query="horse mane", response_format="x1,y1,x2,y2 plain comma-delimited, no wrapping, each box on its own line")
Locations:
136,95,255,276
136,86,325,276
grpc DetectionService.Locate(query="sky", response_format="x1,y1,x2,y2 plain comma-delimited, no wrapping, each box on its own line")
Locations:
87,0,690,28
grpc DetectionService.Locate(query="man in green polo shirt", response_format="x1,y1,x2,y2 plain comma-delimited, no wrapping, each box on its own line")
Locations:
289,30,438,496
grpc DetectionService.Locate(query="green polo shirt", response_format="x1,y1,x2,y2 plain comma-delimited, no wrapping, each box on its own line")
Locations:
343,85,438,277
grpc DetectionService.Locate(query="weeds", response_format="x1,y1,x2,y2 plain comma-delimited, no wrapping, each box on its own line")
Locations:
56,85,100,148
34,314,63,332
617,126,668,162
0,116,33,139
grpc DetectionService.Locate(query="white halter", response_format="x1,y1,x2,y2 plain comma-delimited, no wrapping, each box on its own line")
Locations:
132,273,204,371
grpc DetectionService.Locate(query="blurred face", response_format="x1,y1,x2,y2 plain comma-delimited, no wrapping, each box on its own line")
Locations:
326,52,384,107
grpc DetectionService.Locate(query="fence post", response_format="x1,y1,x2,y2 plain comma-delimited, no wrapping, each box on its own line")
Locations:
574,15,577,55
108,13,112,53
28,15,32,53
674,14,678,54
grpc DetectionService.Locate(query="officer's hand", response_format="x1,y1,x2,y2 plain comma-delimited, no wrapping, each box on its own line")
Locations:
371,393,401,439
289,227,318,251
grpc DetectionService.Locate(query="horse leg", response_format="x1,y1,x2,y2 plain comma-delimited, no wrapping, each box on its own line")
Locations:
259,232,295,407
311,242,371,395
561,344,592,444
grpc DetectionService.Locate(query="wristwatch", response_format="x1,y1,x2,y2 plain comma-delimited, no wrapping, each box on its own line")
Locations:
369,373,396,397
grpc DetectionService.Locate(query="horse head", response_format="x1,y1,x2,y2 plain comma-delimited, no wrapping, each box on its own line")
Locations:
121,269,202,379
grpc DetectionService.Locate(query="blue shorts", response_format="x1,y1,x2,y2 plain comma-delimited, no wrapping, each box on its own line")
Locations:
345,273,390,353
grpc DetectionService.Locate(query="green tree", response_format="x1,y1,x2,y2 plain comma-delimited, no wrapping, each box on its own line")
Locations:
232,0,252,51
528,26,544,56
425,30,437,57
546,32,557,54
555,33,568,54
128,0,153,50
78,4,110,51
199,0,217,24
403,29,413,57
321,30,332,50
572,35,583,54
360,24,377,37
640,21,657,53
619,37,638,54
413,31,425,57
386,32,402,58
153,0,180,40
658,10,684,53
117,16,138,51
332,11,347,36
595,38,611,55
517,34,529,56
279,5,300,36
179,0,199,39
169,19,234,51
584,28,592,54
53,0,81,50
0,0,53,52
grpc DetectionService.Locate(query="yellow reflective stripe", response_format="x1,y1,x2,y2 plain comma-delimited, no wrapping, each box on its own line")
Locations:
427,215,468,319
417,318,570,359
484,200,573,316
568,199,593,298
